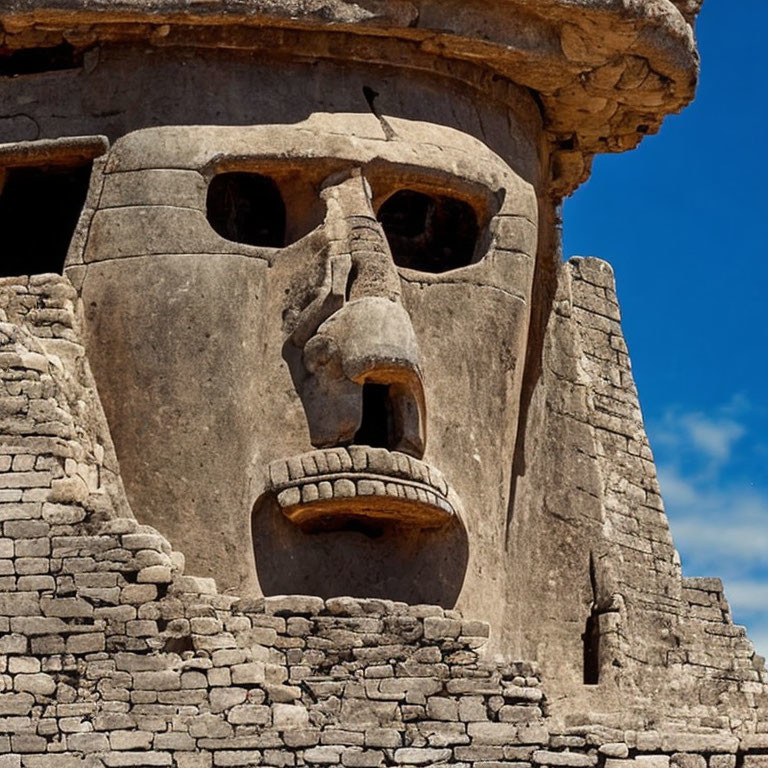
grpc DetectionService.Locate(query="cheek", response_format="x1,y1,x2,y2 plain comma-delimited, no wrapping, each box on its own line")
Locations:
401,279,527,483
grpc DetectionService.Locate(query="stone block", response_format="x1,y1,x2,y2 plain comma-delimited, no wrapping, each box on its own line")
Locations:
213,751,265,766
469,722,520,746
102,752,173,766
418,720,470,747
0,593,41,616
534,752,597,767
40,597,93,618
671,755,706,768
0,692,34,715
709,757,736,768
284,728,321,748
597,741,632,756
364,728,402,748
109,730,153,750
66,732,110,752
137,565,172,583
120,584,158,604
660,735,738,754
132,670,181,691
265,595,324,616
427,697,459,721
210,686,248,713
393,748,452,765
273,703,310,730
341,749,385,767
423,616,462,640
7,656,39,674
228,704,271,725
14,672,56,696
231,662,266,684
189,713,234,739
176,754,213,768
304,746,345,764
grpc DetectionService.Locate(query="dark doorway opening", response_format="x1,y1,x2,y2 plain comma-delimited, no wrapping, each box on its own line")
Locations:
0,162,92,277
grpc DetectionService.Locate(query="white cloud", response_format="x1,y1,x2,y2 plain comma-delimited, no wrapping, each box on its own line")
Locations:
667,490,768,570
725,580,768,612
680,413,745,462
651,405,747,471
648,400,768,656
656,465,698,506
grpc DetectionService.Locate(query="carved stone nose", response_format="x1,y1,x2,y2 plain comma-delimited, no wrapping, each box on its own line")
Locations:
294,169,426,457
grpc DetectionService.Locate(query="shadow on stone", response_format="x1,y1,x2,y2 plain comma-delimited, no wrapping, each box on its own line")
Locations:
252,492,469,606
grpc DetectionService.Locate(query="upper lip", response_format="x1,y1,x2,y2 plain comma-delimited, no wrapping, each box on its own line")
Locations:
267,445,459,529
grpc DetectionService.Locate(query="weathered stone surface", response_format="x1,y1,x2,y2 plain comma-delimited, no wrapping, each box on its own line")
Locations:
0,5,764,768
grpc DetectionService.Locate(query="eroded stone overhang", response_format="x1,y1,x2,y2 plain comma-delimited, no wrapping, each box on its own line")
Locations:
0,0,701,197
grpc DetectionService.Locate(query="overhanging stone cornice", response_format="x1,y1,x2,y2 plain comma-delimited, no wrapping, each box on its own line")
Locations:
0,0,702,196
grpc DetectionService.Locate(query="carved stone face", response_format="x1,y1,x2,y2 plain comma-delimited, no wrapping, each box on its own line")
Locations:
70,113,539,628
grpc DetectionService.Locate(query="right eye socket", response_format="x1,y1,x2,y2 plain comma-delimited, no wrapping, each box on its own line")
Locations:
206,172,287,248
377,189,479,274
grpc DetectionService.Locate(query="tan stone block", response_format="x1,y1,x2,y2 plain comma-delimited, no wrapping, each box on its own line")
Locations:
231,662,266,685
393,748,451,765
0,692,34,715
13,672,56,696
273,703,310,730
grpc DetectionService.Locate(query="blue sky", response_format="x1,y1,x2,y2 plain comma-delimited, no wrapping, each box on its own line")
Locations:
563,1,768,658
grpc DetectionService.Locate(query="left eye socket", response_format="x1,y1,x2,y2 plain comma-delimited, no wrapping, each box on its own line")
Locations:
206,172,287,248
377,189,479,274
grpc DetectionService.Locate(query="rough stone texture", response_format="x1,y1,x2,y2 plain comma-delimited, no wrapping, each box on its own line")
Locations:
0,274,762,768
0,0,700,196
1,0,766,765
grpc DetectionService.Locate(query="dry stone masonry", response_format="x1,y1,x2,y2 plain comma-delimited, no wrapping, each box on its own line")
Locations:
0,0,766,766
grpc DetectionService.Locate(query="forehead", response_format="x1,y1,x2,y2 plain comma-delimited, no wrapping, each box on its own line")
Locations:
105,115,538,220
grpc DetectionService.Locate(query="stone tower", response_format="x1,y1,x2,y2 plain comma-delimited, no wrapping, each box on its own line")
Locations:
0,0,766,766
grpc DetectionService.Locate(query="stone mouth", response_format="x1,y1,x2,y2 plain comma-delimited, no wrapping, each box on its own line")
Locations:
267,446,458,530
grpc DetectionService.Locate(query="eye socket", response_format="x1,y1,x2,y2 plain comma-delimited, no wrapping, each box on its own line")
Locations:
377,189,479,273
207,172,286,248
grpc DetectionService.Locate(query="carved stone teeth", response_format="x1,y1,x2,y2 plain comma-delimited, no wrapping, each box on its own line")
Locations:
394,453,410,477
287,456,304,481
277,487,301,508
348,445,368,471
357,479,375,496
318,480,333,499
367,447,393,474
314,452,329,473
333,478,356,498
336,449,353,471
428,466,448,496
301,483,319,503
269,460,290,486
326,451,343,472
301,454,318,475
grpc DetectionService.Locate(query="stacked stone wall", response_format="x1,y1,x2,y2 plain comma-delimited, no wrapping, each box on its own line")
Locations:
0,272,767,767
565,259,767,714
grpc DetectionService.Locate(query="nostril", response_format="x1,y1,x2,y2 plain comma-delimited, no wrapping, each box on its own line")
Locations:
354,383,394,450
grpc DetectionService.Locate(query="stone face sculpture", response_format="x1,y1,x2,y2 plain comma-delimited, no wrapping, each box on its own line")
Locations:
1,0,766,748
68,112,540,632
